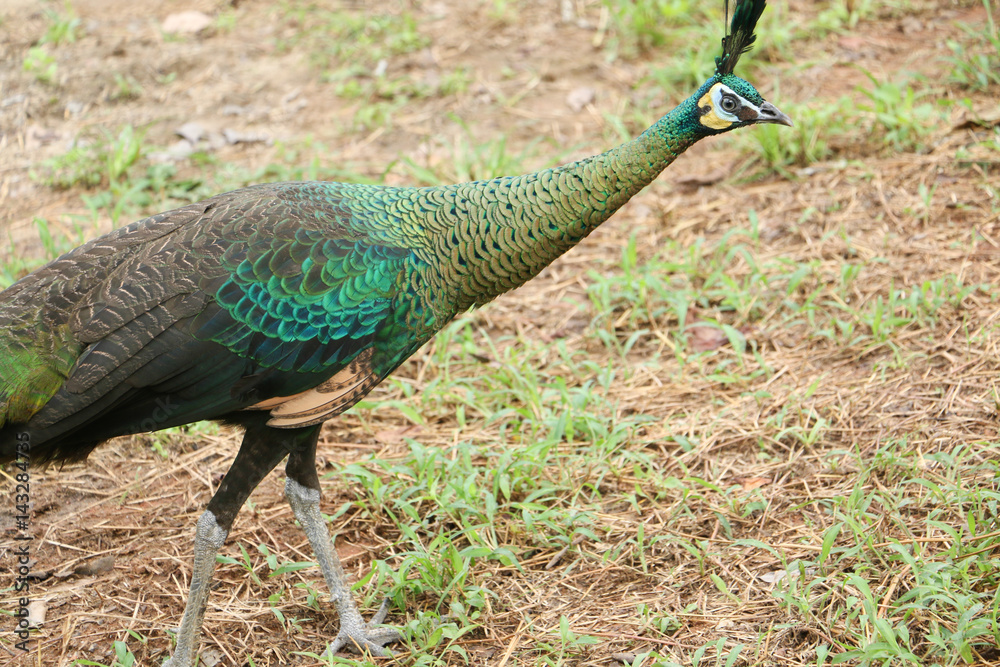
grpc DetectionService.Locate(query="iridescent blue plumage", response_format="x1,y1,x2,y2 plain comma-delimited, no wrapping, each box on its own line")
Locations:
204,237,413,373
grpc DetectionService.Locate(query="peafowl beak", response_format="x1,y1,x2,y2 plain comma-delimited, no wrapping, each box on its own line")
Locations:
757,101,793,127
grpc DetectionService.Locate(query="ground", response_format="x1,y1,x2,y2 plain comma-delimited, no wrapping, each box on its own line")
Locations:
1,0,1000,666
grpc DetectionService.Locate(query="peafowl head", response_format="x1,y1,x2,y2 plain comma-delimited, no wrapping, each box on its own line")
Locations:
690,0,791,135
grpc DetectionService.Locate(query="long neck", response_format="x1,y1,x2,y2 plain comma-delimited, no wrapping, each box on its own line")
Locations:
421,92,705,311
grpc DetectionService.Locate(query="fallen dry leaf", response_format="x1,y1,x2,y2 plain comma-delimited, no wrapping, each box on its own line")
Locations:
566,86,596,112
738,476,770,491
26,599,46,628
163,10,212,35
73,555,114,577
686,322,728,352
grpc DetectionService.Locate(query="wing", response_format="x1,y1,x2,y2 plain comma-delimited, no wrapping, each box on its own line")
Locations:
189,188,426,427
0,182,434,462
0,200,209,430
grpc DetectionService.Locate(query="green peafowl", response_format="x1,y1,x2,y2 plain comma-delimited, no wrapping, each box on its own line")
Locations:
0,1,789,663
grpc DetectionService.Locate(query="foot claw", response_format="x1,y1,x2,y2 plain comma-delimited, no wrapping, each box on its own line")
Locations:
369,598,392,625
325,600,402,657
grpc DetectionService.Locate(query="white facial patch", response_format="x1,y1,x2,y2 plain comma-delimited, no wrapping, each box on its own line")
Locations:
712,83,761,124
699,82,762,130
711,84,739,124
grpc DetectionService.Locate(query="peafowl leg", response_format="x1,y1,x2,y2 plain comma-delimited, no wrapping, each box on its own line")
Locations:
285,436,402,656
163,417,303,667
161,510,228,667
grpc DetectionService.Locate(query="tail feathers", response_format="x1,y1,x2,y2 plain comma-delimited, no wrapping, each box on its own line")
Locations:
0,326,275,466
0,353,247,466
0,383,132,465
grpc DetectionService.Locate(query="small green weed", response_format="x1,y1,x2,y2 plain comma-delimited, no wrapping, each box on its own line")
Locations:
214,8,238,32
398,116,561,185
28,125,171,227
945,0,1000,91
857,72,943,153
0,212,109,286
32,215,93,261
741,95,852,172
772,441,1000,664
23,46,58,85
109,72,143,101
41,3,81,45
602,0,713,59
279,7,435,130
217,542,265,586
486,0,519,24
73,638,140,667
438,66,472,97
812,0,879,31
22,3,81,85
646,34,719,95
585,229,772,355
146,421,221,459
532,615,601,665
35,125,145,190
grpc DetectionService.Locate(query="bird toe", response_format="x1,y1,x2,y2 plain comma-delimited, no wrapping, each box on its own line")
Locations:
325,602,402,657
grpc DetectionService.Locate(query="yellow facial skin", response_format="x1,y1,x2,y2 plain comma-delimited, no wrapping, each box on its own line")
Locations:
698,83,733,131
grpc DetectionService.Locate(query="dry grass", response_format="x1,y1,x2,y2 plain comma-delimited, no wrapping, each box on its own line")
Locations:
2,0,1000,666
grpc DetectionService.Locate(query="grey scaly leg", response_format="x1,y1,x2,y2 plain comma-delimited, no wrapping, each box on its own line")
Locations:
162,511,227,667
285,439,402,656
162,415,303,667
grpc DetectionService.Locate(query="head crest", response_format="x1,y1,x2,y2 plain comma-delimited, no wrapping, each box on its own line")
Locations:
715,0,766,76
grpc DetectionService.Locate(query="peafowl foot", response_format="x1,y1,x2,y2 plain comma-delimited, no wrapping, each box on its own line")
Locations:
283,473,403,656
325,598,402,657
